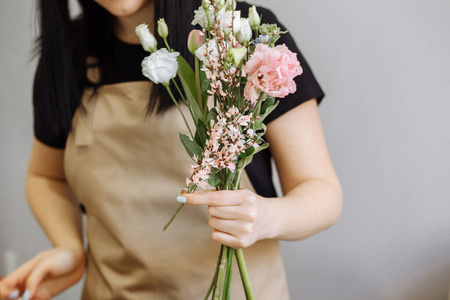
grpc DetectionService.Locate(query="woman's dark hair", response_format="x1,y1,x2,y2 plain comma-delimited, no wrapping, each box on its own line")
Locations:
35,0,201,141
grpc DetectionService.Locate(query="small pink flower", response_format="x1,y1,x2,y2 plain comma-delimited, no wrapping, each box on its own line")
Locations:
243,43,303,104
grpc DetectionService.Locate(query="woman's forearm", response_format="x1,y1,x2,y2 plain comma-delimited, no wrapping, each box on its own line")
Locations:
25,173,84,251
263,178,343,241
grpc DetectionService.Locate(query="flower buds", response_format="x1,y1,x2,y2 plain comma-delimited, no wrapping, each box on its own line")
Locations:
236,18,252,44
202,0,210,10
188,30,205,55
135,23,157,53
226,0,236,10
157,18,169,39
249,6,260,31
216,0,226,10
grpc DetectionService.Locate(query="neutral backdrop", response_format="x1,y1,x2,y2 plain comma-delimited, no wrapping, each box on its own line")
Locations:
1,0,449,299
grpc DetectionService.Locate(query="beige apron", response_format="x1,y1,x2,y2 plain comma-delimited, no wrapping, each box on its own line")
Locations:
64,72,290,299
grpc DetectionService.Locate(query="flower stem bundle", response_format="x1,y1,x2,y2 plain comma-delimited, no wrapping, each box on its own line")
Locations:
137,0,303,298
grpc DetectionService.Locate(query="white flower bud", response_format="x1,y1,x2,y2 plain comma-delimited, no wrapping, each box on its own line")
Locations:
141,48,180,85
248,6,260,31
135,23,157,53
226,0,236,10
216,0,225,10
236,18,252,44
157,18,169,39
202,0,211,10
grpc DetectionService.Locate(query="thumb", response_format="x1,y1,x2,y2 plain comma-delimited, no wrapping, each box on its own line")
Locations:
23,262,52,300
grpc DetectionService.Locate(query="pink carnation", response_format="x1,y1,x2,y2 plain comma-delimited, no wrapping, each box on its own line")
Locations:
243,43,303,104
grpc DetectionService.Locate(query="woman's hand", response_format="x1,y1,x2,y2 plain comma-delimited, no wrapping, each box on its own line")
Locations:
179,189,271,249
0,247,85,300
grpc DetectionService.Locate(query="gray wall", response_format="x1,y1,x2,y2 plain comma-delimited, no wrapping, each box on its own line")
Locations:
1,0,449,299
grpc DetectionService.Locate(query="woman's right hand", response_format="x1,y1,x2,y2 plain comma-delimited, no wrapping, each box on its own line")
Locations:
0,247,85,300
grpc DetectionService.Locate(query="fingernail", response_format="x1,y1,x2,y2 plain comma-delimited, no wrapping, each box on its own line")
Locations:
22,290,30,300
182,188,189,191
8,289,19,299
177,196,187,203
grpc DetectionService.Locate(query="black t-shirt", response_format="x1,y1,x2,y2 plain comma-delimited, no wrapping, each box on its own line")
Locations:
33,1,325,197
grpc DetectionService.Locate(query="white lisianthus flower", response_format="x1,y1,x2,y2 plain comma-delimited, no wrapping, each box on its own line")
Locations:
195,39,219,64
218,9,241,34
236,18,252,44
141,48,180,85
192,5,215,29
135,23,157,53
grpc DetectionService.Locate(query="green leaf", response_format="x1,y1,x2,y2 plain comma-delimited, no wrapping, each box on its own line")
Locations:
261,97,275,115
202,78,211,94
237,155,253,169
177,56,206,125
238,146,256,158
194,121,209,148
259,100,279,122
254,143,269,154
260,123,267,135
179,133,203,159
207,108,219,123
208,173,224,188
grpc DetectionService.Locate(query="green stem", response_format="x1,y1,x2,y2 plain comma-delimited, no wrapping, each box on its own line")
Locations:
206,9,212,39
171,78,187,103
225,170,234,190
205,244,224,300
195,57,204,114
172,79,196,125
222,247,234,300
163,37,171,51
232,168,243,190
235,249,254,300
164,84,194,139
162,203,184,231
213,246,229,300
163,183,197,231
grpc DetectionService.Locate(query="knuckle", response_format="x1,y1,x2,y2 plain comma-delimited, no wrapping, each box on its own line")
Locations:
242,223,253,235
235,238,247,249
244,208,257,221
244,192,257,204
208,193,221,205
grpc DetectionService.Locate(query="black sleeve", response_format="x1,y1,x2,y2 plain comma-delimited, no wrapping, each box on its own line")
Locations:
32,59,68,149
241,2,326,124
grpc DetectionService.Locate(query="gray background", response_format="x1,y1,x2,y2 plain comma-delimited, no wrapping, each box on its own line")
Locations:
1,0,449,299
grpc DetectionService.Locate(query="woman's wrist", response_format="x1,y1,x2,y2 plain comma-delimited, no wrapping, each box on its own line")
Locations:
259,179,343,242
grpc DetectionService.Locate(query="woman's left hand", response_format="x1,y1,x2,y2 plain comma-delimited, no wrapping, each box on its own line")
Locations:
178,189,271,249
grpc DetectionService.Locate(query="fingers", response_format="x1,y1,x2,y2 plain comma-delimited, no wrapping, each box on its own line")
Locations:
179,189,246,206
30,264,85,300
0,254,41,300
23,259,54,300
211,230,249,249
208,205,257,221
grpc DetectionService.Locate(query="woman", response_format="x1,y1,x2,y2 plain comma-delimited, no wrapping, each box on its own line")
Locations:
0,0,342,299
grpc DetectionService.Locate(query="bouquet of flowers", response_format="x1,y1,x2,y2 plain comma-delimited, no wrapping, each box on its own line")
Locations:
136,0,302,298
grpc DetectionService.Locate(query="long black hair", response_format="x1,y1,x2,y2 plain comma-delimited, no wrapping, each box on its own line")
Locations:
35,0,201,141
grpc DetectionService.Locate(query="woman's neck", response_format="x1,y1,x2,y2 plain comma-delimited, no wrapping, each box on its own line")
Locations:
113,1,155,45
